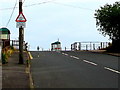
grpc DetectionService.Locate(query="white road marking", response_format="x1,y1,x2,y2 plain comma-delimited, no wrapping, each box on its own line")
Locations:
64,53,68,56
83,60,97,66
70,55,73,57
75,57,79,60
104,67,120,74
61,53,120,74
72,56,79,59
69,55,79,59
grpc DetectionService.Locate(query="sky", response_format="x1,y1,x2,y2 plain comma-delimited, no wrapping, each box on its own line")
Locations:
0,0,118,50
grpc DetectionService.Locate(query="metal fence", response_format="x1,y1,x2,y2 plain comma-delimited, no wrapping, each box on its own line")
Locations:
10,40,26,50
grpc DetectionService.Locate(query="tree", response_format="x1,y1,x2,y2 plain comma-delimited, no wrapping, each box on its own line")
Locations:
94,2,120,52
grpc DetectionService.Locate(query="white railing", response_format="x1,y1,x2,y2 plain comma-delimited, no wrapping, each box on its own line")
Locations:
71,42,111,51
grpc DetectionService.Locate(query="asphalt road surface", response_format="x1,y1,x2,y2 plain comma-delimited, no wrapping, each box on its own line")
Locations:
30,51,119,88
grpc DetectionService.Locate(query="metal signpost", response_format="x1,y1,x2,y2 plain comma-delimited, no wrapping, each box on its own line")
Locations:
16,0,27,64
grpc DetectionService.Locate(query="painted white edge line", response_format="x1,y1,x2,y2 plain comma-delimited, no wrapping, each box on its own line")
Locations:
104,67,120,74
83,60,97,66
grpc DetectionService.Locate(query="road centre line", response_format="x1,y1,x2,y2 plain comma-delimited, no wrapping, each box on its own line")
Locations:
72,56,79,59
61,52,120,74
104,67,120,74
83,60,97,66
38,55,39,57
64,53,68,56
70,55,73,57
69,55,79,59
62,53,79,60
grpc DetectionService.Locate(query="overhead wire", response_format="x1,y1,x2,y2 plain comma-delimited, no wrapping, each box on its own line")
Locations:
2,0,94,27
0,0,55,10
0,0,25,10
51,1,93,11
23,0,55,7
0,0,93,11
0,7,15,10
6,0,17,27
1,0,54,27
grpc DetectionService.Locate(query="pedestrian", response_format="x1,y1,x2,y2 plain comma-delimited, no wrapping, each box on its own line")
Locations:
37,46,39,51
25,43,28,51
37,46,40,57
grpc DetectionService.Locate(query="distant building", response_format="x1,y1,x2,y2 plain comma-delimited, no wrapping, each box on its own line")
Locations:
51,40,61,51
0,28,10,48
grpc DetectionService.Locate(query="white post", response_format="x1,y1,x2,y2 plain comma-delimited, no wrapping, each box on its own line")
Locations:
0,40,2,61
0,43,1,90
0,45,1,61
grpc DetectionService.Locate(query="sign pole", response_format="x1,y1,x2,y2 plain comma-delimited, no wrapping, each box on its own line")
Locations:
19,0,24,64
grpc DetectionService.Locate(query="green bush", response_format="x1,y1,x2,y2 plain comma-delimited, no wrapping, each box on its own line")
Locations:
2,53,7,64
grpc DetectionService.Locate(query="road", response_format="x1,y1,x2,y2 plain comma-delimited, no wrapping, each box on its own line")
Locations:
30,51,119,88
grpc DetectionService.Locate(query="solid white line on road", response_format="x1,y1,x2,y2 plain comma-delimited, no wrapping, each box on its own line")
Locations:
83,60,97,66
104,67,120,74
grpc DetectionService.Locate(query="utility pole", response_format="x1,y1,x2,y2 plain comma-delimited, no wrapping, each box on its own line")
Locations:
19,0,24,64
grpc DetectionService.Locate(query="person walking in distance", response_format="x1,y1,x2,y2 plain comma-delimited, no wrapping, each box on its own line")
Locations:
37,46,40,57
37,46,39,51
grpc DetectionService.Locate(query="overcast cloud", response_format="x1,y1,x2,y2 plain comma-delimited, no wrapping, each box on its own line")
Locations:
0,0,118,50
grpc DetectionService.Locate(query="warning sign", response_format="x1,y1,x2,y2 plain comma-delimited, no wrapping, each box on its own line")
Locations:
16,12,27,22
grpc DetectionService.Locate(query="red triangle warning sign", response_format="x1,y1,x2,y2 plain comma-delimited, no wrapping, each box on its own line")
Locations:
16,12,27,22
